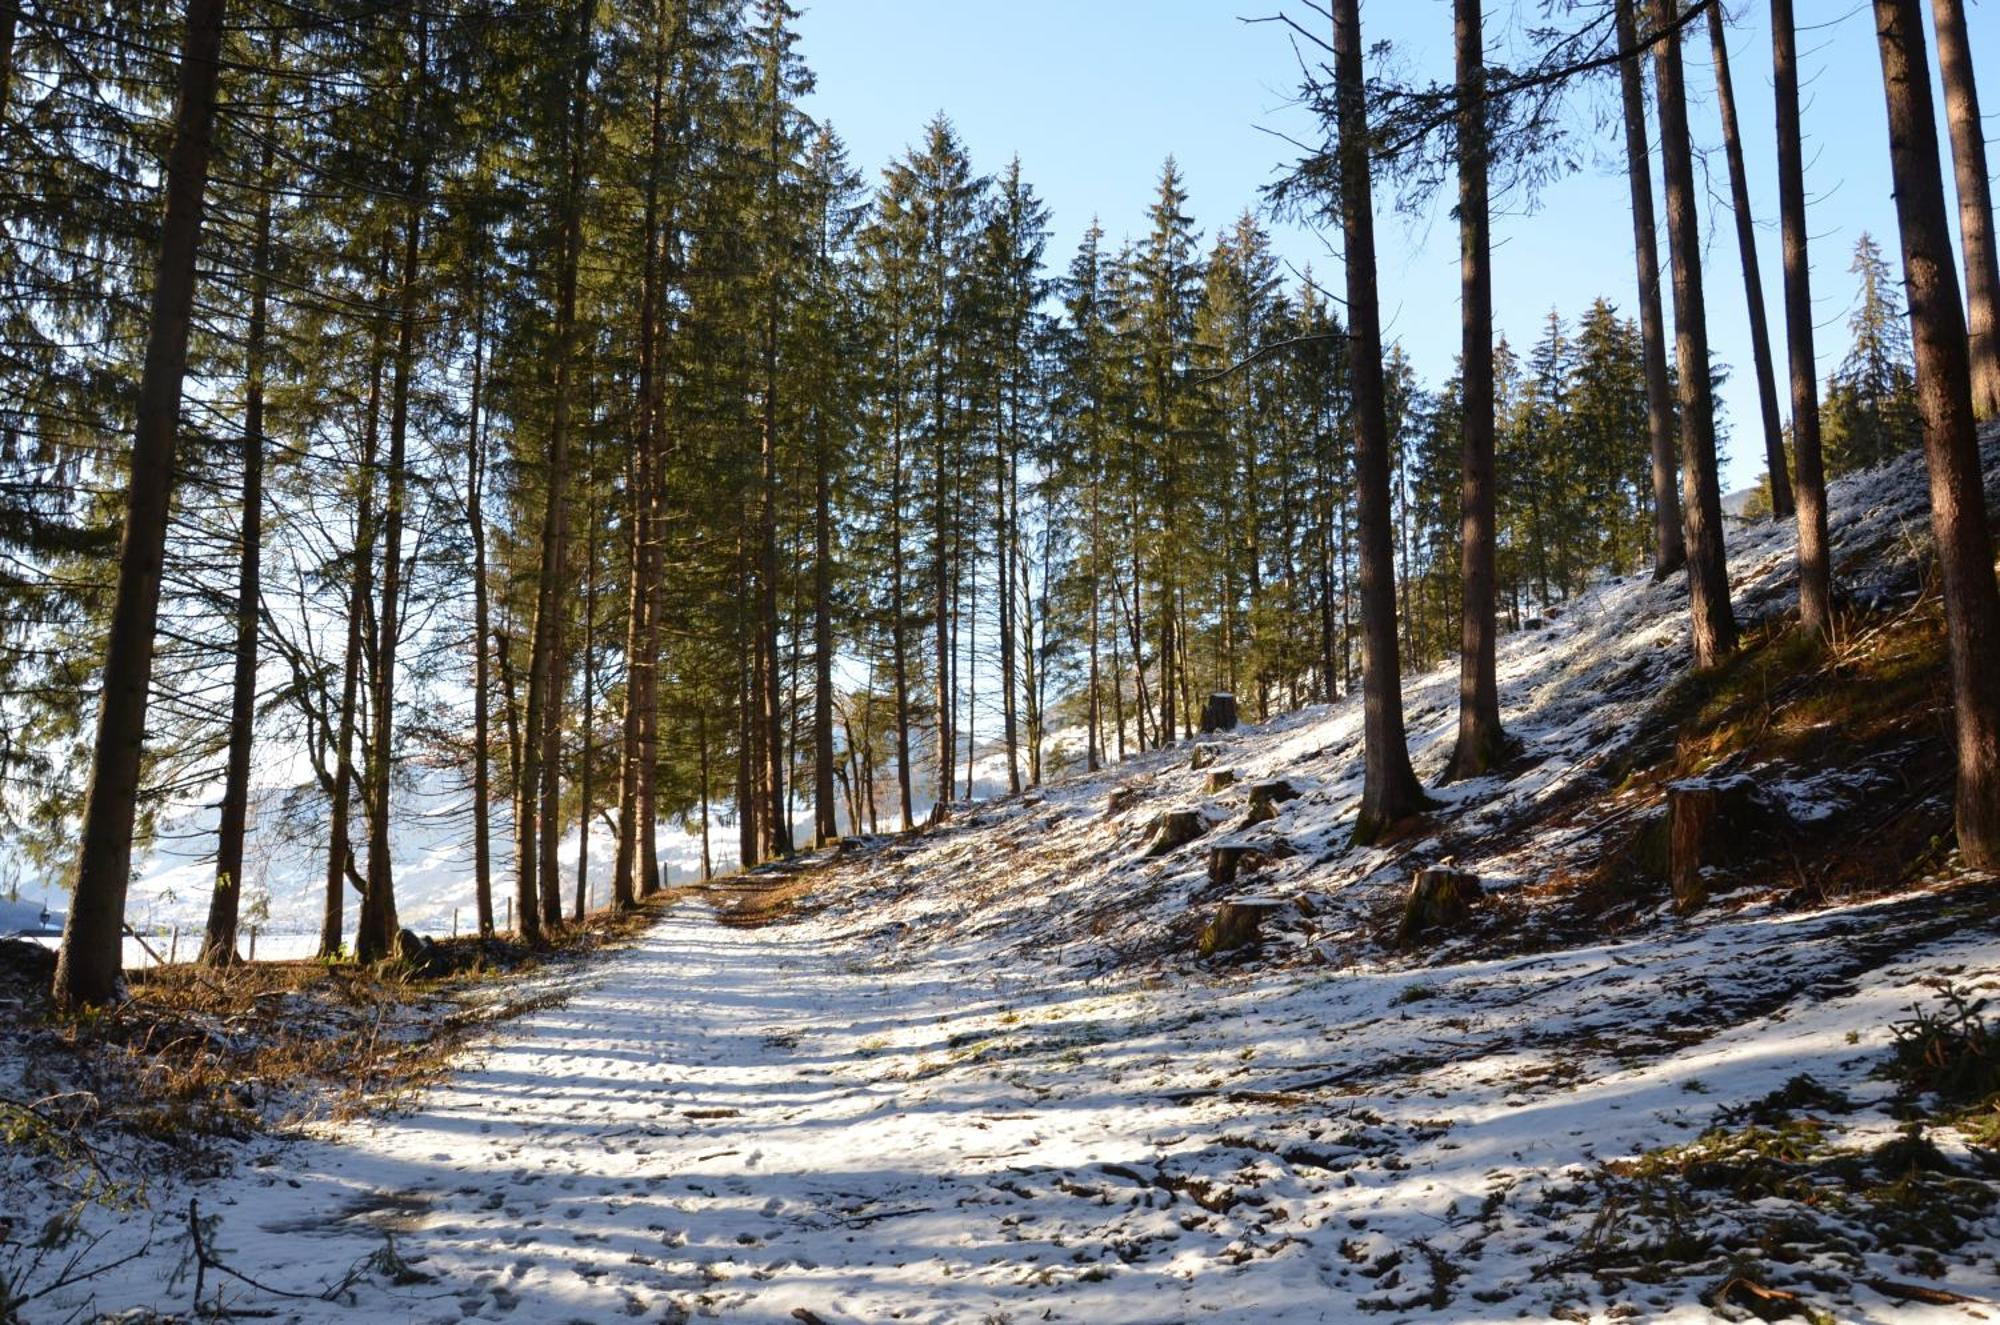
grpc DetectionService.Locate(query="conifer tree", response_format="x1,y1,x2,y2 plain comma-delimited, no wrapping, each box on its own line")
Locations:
1444,0,1506,781
1928,0,1999,419
1649,0,1736,669
1770,0,1832,639
1705,3,1792,519
1871,0,2000,868
1614,0,1685,580
1330,0,1427,843
56,0,229,1007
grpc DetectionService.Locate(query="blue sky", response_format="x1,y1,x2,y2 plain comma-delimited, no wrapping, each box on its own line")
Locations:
797,0,2000,493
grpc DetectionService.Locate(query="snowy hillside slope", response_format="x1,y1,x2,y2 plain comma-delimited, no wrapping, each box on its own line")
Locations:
798,429,2000,970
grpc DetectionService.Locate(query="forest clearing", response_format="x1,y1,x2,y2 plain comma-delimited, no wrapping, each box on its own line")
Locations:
8,0,2000,1321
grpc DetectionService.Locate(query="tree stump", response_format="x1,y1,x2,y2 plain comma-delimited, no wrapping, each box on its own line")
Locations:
1106,787,1141,818
396,928,447,978
1144,809,1210,858
1244,779,1302,826
1189,742,1226,771
1208,843,1266,887
1663,775,1781,912
1205,768,1238,794
1200,693,1240,734
1397,868,1483,946
1198,896,1284,956
1669,785,1718,912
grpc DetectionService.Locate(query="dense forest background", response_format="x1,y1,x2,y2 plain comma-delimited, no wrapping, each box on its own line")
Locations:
3,0,1996,1004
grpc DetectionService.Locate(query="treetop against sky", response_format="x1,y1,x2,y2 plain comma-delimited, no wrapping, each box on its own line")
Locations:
798,0,2000,494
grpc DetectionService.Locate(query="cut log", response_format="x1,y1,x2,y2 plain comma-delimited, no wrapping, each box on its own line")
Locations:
1665,774,1787,912
1143,809,1210,858
1199,693,1240,734
1396,868,1483,946
1207,843,1266,887
1189,742,1226,771
1197,896,1284,956
1204,768,1238,794
1106,787,1140,818
1244,779,1302,826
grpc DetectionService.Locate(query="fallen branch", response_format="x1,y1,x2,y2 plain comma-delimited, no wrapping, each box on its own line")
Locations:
1865,1278,1986,1307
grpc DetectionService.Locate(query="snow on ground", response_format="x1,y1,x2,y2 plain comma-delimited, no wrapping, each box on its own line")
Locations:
13,437,2000,1323
19,891,2000,1323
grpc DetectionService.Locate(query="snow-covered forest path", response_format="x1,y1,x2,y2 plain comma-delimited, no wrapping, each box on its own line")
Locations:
157,895,1339,1324
62,877,2000,1325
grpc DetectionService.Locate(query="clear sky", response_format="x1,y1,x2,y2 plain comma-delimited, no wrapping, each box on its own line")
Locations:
796,0,2000,494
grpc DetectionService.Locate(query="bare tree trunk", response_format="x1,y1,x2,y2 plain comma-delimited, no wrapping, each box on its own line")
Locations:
538,605,565,930
573,490,599,922
759,292,790,856
323,263,387,959
55,0,227,1007
1652,0,1738,668
636,557,661,896
934,401,953,811
203,133,275,967
497,628,522,898
357,16,428,965
812,405,837,844
467,255,494,937
1109,607,1126,761
737,600,757,868
1707,3,1794,517
1929,0,2000,418
1874,0,2000,867
1444,0,1506,784
614,9,670,910
698,709,713,880
1771,0,1832,639
998,378,1020,793
888,391,915,832
520,0,593,942
1616,0,1686,579
1086,502,1102,773
611,432,650,907
1332,0,1428,846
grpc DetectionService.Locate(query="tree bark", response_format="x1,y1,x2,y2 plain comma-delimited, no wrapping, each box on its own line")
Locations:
889,403,915,832
998,396,1020,794
55,0,227,1007
1616,0,1687,580
1444,0,1506,784
203,131,275,967
1333,0,1429,845
520,0,593,940
538,597,566,929
1707,3,1794,518
574,485,598,921
1874,0,2000,868
613,57,665,907
1929,0,2000,419
759,283,790,857
1651,0,1738,668
812,403,838,843
467,246,494,937
1771,0,1833,639
357,14,428,965
322,253,388,960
